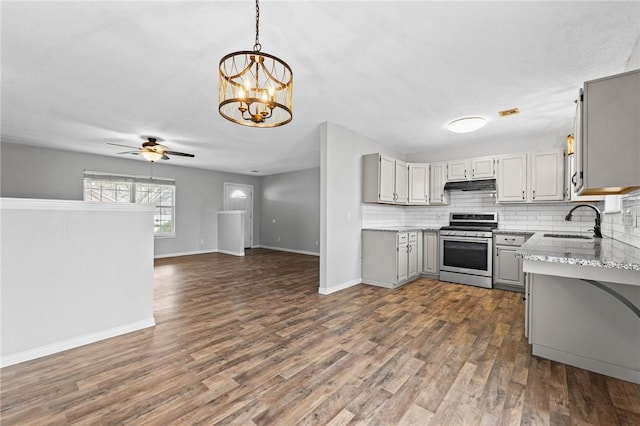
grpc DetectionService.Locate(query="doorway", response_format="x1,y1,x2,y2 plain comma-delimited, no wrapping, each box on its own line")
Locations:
223,182,254,248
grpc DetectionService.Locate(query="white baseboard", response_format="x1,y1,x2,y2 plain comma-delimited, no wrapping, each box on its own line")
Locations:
218,249,245,257
361,278,394,288
155,247,321,259
257,245,320,257
0,318,155,368
154,249,218,259
319,278,361,295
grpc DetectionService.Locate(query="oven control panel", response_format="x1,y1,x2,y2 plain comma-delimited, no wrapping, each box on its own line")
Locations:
440,230,493,238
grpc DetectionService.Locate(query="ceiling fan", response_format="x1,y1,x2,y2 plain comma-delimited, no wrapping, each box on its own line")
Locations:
108,137,195,162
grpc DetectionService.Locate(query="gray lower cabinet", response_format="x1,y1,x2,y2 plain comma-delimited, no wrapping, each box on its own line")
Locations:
493,234,530,292
422,230,439,276
362,230,422,288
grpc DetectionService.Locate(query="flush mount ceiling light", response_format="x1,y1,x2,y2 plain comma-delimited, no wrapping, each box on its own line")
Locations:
447,116,487,133
218,0,293,128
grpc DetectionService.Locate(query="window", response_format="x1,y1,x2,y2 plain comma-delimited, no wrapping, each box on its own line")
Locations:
230,189,247,199
83,171,176,237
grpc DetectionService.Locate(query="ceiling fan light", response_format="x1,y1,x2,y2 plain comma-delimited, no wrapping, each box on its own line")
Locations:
447,116,487,133
141,151,163,162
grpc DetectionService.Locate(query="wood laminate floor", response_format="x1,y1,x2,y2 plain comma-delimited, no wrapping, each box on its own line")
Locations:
1,249,639,425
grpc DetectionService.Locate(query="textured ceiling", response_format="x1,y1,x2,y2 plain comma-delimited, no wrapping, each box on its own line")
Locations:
2,1,639,175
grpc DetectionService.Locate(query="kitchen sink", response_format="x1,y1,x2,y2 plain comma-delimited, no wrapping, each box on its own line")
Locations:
543,233,592,240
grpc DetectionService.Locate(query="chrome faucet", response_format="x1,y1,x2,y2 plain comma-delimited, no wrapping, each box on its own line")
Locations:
565,204,602,238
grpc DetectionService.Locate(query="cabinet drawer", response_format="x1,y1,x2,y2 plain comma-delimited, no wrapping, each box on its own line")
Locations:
495,235,526,246
398,233,409,244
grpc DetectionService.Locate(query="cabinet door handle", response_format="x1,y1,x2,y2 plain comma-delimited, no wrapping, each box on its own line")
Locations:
571,172,577,186
532,190,536,200
441,194,444,202
522,190,525,200
465,170,467,178
472,169,475,178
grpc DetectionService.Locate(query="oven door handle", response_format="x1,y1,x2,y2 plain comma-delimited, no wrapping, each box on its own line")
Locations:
441,237,491,244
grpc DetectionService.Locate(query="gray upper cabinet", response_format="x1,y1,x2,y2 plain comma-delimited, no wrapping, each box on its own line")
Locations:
471,156,496,179
575,69,640,195
429,162,449,205
379,154,396,203
529,150,565,202
408,163,430,205
446,159,469,181
394,159,409,204
446,156,495,182
363,153,408,204
497,150,564,203
496,153,528,202
565,154,604,202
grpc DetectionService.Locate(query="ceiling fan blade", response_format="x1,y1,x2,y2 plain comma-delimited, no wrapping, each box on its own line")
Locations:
161,154,170,160
108,142,140,149
165,151,195,158
117,150,140,155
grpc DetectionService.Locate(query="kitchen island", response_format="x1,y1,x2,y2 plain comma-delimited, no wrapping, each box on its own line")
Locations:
517,233,640,384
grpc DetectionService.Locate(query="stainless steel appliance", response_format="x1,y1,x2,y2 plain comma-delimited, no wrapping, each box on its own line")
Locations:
439,212,497,288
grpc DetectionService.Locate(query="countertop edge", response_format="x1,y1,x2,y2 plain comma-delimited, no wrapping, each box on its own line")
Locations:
362,227,440,232
516,232,640,272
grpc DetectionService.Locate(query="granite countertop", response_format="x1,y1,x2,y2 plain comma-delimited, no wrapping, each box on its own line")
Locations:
516,232,640,271
493,229,535,236
362,226,431,232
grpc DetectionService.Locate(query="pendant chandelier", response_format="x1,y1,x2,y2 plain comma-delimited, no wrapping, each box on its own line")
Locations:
218,0,293,128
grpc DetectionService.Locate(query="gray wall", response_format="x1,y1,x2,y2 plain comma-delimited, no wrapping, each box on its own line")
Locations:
320,122,405,294
1,142,262,257
260,168,320,254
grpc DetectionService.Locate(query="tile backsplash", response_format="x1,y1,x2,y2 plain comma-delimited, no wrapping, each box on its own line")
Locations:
363,189,640,248
602,190,640,248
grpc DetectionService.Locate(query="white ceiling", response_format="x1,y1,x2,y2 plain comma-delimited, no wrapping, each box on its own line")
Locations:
2,1,639,175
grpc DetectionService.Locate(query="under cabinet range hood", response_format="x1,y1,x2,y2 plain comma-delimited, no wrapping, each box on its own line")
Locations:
444,179,496,191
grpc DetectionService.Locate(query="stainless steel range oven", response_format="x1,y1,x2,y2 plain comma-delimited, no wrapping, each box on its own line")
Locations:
439,212,497,288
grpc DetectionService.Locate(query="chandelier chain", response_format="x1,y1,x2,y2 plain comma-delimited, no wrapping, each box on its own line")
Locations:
253,0,261,52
